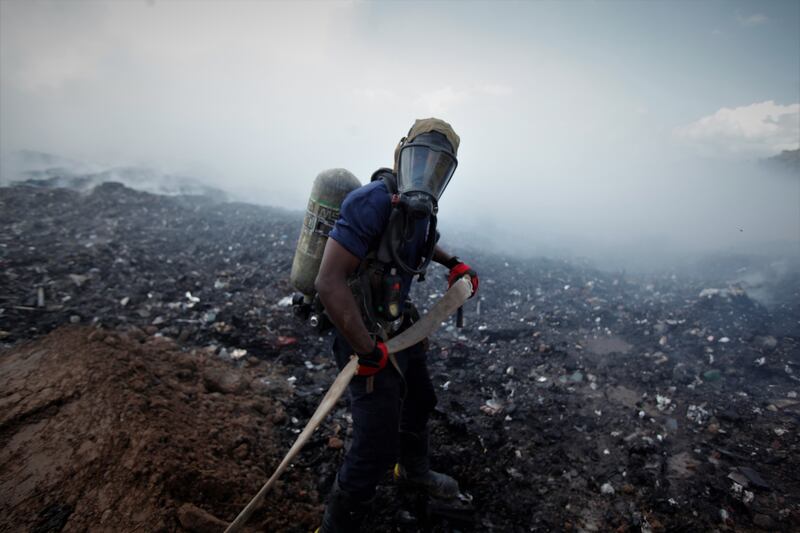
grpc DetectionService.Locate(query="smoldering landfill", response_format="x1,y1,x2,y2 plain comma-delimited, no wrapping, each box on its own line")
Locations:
1,180,799,532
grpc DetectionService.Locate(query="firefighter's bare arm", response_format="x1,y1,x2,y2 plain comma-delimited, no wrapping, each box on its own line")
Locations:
315,238,375,355
432,244,456,266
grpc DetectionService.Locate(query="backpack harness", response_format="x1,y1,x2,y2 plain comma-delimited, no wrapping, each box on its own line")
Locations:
348,168,439,340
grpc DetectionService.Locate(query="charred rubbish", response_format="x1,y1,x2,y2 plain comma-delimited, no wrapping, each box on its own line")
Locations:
1,181,799,532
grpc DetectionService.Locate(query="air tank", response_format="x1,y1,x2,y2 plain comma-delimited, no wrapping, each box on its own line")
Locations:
290,168,361,299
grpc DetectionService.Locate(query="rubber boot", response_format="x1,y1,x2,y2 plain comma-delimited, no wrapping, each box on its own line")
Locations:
318,477,373,533
396,431,460,500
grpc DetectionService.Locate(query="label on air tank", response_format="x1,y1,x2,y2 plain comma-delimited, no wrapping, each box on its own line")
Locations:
298,197,339,256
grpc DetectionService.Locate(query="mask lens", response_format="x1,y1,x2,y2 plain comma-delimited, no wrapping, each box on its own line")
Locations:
398,145,457,199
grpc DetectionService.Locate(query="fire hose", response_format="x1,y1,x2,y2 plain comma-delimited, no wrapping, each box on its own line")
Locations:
224,276,473,532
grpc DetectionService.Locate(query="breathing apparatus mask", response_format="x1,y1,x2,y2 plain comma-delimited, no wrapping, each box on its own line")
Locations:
382,120,459,279
396,131,458,219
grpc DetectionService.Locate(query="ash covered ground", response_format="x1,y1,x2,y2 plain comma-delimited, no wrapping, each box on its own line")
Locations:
1,181,799,532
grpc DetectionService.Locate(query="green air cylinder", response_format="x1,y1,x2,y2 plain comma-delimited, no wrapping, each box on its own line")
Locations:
290,168,361,299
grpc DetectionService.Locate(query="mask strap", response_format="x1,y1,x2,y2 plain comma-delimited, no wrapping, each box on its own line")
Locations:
393,136,407,172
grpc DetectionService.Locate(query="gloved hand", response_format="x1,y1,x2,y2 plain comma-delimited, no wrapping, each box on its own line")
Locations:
356,340,389,376
447,260,479,297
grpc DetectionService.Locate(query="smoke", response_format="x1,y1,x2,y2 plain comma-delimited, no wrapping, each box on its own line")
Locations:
1,0,798,270
481,156,798,266
673,101,800,158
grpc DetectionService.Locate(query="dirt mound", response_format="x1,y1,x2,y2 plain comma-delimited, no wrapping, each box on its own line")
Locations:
0,326,321,532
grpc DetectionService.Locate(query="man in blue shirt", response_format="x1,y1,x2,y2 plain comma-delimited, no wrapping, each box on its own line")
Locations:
315,118,479,532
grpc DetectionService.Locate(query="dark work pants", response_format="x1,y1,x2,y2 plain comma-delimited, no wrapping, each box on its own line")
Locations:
332,329,438,501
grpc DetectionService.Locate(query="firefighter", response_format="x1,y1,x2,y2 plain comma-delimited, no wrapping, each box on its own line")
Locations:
315,118,479,531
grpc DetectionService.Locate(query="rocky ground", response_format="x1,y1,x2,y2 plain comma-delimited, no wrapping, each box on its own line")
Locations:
1,181,798,532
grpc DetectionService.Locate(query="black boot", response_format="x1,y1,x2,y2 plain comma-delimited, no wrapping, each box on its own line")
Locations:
318,478,373,533
396,430,460,500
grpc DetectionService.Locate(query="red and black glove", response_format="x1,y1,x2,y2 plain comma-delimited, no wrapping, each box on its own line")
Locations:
445,257,479,297
356,340,389,376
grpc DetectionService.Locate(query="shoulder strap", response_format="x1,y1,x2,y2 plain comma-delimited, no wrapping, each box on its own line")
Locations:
376,208,400,264
369,167,397,195
370,167,399,264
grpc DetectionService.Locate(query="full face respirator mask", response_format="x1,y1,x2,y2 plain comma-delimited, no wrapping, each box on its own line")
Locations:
383,130,458,278
396,131,458,216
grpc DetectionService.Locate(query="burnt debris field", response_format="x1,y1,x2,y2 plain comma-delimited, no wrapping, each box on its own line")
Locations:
1,181,799,532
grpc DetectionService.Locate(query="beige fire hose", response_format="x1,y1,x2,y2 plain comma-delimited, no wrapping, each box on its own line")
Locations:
224,276,473,533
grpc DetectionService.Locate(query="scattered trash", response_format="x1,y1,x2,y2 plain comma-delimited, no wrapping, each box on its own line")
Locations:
568,371,584,383
736,466,771,490
480,397,504,416
185,291,200,308
69,274,89,287
276,335,297,347
654,353,669,365
686,404,711,425
656,394,672,411
2,179,798,533
757,335,778,349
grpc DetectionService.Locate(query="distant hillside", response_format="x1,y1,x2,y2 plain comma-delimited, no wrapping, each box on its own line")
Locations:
763,148,800,174
1,150,228,199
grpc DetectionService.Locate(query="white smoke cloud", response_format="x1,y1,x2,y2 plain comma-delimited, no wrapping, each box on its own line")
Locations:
736,12,768,27
1,1,798,262
674,100,800,158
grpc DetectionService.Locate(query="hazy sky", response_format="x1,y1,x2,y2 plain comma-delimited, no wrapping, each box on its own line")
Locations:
1,0,798,259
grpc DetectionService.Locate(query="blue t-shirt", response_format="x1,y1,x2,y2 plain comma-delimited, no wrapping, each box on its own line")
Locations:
329,180,430,302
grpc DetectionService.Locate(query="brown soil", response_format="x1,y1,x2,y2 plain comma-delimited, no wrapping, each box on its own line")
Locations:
0,326,321,532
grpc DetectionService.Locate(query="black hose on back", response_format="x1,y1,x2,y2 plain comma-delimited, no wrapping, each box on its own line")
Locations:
389,210,437,279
